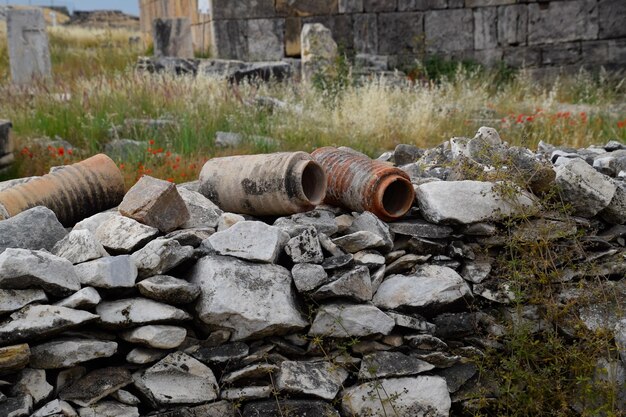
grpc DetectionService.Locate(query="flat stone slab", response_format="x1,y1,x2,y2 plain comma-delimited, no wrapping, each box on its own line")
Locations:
277,360,349,400
0,248,80,296
77,401,139,417
96,298,191,329
358,351,435,380
0,305,98,345
0,288,47,314
74,255,137,289
60,367,133,407
137,275,200,305
132,352,218,406
309,303,394,338
208,221,289,263
120,325,187,349
415,180,536,224
0,343,30,375
29,338,117,369
373,265,472,310
341,376,451,417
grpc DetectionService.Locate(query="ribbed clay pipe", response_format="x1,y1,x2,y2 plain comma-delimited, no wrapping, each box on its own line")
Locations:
0,154,125,226
199,152,327,216
311,147,415,221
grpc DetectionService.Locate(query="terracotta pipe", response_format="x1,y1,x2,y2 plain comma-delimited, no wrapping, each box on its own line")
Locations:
199,152,327,216
0,154,125,226
311,147,415,221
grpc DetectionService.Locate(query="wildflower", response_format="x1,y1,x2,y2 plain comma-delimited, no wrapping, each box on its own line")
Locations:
58,147,65,156
618,120,626,129
149,139,155,145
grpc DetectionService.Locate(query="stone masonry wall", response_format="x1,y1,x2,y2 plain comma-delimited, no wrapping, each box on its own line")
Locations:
139,0,626,72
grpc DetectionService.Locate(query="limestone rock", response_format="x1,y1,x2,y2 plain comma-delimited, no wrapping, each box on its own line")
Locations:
95,215,159,253
60,367,132,407
277,360,349,400
119,175,190,233
341,376,451,417
11,368,53,406
178,187,222,229
54,287,101,310
0,289,47,314
554,158,617,218
110,390,141,406
358,351,435,380
126,347,167,365
601,182,626,225
312,266,372,302
72,212,118,235
347,211,394,251
309,303,395,338
208,221,289,263
333,231,386,253
274,209,338,236
74,255,137,289
285,227,324,264
120,325,186,349
0,395,33,417
0,343,30,375
29,339,117,369
52,230,108,265
221,386,272,401
353,250,385,267
373,265,472,310
77,401,139,417
189,342,249,365
0,248,80,296
222,363,279,385
0,305,98,345
0,207,67,254
96,298,191,329
217,212,245,231
137,275,200,304
132,352,218,406
388,219,453,239
301,23,338,83
189,255,307,340
131,238,194,278
291,263,329,293
31,399,77,417
416,180,536,224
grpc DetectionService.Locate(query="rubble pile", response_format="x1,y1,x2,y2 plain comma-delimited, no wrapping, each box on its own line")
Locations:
0,127,625,417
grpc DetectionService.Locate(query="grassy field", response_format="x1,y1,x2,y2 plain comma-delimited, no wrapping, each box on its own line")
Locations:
0,23,624,184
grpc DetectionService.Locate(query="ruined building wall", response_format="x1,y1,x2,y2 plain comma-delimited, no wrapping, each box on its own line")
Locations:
139,0,626,72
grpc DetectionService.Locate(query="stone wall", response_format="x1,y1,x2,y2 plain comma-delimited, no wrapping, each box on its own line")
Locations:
139,0,626,71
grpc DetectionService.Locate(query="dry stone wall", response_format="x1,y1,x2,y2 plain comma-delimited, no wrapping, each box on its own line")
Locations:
0,126,625,416
139,0,626,73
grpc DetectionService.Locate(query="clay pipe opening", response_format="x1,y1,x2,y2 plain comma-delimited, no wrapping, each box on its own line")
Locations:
294,159,327,206
376,175,415,221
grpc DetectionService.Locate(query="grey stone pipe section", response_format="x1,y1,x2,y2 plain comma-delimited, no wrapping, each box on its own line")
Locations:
198,152,327,216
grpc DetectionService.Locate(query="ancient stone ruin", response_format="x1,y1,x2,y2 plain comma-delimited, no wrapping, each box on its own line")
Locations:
139,0,626,75
0,123,625,416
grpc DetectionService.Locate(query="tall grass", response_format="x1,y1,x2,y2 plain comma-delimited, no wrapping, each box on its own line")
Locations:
0,25,624,182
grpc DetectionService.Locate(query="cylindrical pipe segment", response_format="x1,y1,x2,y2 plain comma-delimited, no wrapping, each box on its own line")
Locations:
311,147,415,221
0,154,125,226
198,152,327,216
